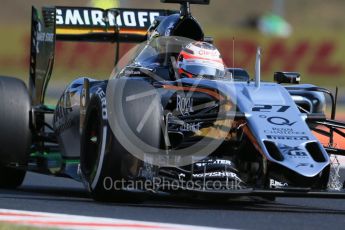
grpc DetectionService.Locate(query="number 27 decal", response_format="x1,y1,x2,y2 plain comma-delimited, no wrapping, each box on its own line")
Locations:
252,105,290,112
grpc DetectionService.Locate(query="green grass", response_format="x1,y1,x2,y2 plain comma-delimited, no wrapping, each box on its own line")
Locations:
0,222,50,230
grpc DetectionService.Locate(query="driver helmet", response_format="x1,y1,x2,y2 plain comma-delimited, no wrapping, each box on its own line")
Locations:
177,41,225,78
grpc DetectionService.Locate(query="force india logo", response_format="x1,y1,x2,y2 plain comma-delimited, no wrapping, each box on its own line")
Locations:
278,144,308,158
56,8,162,29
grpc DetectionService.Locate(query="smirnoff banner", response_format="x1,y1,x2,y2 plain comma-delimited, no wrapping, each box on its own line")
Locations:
55,7,166,29
0,27,344,87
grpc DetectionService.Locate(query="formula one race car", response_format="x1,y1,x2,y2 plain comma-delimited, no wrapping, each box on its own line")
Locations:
1,0,345,201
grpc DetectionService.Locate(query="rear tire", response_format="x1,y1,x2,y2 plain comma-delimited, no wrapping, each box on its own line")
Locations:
0,167,26,189
0,76,31,188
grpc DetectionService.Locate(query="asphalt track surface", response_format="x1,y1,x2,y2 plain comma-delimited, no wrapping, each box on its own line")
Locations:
1,172,345,229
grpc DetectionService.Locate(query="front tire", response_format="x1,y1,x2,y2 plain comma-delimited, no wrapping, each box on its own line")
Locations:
80,87,142,201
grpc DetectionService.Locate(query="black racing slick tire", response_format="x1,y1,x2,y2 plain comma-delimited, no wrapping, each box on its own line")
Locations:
0,76,31,188
80,82,163,202
0,167,26,189
80,89,124,201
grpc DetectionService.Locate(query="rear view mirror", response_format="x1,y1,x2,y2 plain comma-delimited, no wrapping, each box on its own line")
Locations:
274,72,300,84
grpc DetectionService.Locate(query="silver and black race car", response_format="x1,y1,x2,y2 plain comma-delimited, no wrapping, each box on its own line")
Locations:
1,0,345,201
